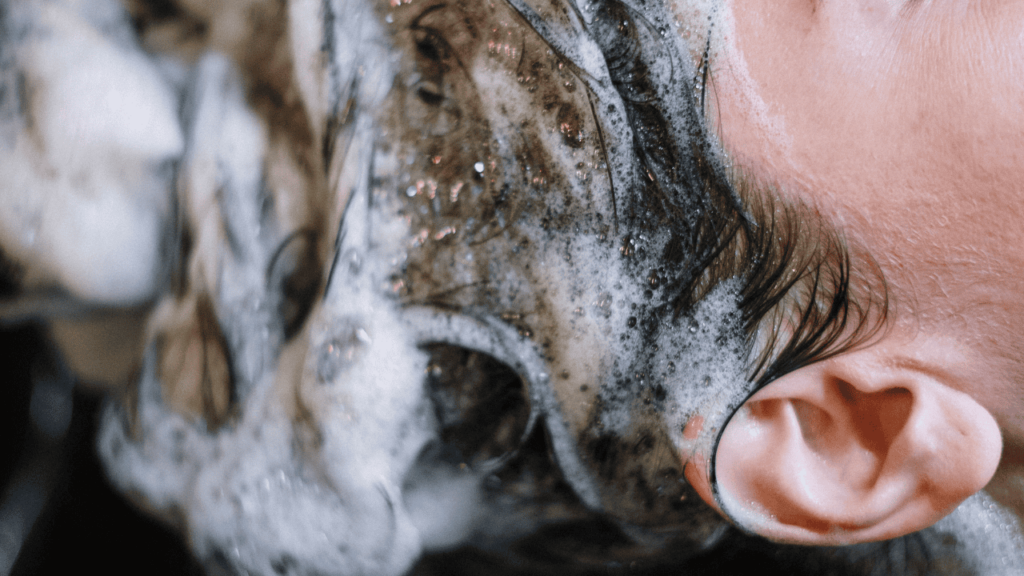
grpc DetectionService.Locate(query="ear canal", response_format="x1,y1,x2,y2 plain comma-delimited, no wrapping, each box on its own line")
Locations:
711,360,1002,545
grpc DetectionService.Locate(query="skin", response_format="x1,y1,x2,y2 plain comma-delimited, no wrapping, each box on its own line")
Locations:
704,0,1024,524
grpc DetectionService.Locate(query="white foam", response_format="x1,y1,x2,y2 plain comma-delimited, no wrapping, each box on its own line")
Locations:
94,5,435,571
933,491,1024,575
0,0,182,304
659,280,753,453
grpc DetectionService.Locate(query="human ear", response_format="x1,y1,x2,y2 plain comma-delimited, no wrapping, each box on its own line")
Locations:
708,354,1002,545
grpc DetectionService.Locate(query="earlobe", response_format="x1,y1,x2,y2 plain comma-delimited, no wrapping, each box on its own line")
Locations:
709,355,1002,545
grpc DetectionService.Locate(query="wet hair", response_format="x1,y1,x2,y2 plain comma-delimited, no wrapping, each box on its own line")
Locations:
581,0,890,392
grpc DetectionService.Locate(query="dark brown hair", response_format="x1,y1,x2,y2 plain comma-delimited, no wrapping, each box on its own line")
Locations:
584,0,891,391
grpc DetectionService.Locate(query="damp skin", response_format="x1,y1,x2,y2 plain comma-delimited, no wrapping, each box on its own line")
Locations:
675,0,1024,563
705,0,1024,429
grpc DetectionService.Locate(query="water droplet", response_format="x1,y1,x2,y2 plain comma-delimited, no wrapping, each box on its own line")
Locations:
427,363,443,378
433,226,457,240
627,316,637,328
450,181,463,202
406,185,417,197
594,292,613,318
316,322,371,384
474,162,485,173
343,248,362,275
667,361,676,373
411,228,429,247
620,241,634,257
556,103,585,149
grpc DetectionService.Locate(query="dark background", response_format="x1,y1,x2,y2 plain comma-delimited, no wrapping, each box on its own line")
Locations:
0,325,204,575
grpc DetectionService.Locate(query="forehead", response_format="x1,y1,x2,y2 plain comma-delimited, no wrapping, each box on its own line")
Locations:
702,0,1024,321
